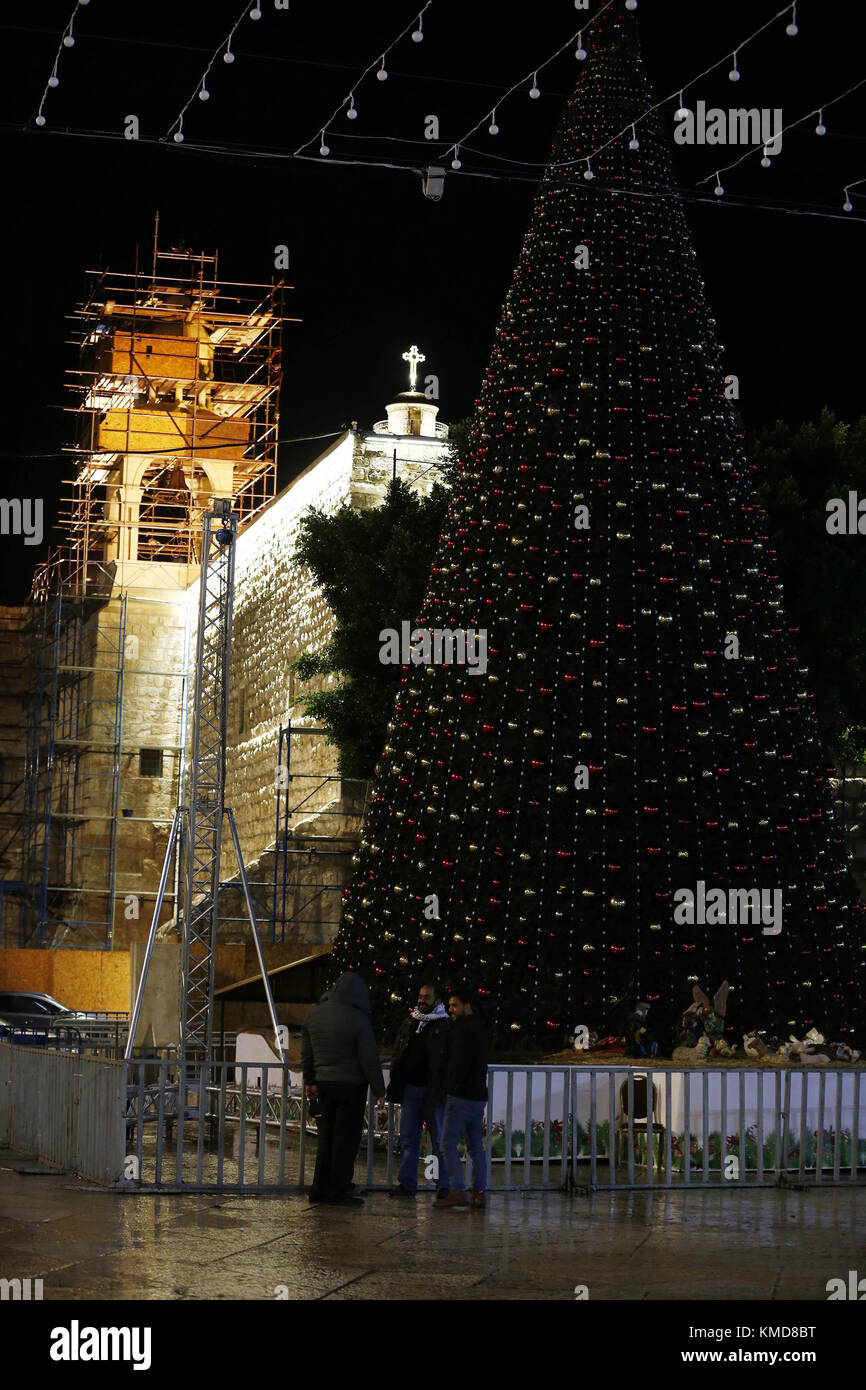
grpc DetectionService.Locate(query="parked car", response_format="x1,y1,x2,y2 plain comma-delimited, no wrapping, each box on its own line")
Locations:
0,992,128,1051
0,991,104,1025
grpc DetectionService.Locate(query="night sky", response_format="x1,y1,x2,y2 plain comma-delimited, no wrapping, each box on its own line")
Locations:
0,0,863,601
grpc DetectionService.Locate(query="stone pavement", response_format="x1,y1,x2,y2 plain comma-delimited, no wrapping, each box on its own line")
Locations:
0,1155,862,1301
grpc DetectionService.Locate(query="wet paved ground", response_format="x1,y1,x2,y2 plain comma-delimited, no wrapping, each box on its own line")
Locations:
0,1153,862,1301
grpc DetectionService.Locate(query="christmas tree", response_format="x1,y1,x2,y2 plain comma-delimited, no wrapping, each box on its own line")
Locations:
331,4,864,1048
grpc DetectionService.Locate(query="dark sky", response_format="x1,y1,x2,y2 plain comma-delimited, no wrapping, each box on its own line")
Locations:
0,0,863,601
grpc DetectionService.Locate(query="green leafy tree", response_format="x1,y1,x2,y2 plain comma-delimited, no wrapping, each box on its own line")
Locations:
291,476,452,777
749,409,866,763
444,415,474,467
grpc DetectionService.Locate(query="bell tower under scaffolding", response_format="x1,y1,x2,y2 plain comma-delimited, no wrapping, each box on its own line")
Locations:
14,229,291,950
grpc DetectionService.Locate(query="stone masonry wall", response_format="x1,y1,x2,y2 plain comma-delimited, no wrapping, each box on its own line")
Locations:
222,430,447,877
63,592,188,949
224,432,356,871
112,594,188,948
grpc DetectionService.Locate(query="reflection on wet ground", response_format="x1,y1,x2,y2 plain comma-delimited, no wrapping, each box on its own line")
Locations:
1,1151,862,1300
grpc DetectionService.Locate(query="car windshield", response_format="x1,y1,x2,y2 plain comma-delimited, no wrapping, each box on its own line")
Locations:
37,996,71,1014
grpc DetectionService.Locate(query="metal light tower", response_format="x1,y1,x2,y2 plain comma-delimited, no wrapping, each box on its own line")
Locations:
180,500,236,1061
126,501,283,1069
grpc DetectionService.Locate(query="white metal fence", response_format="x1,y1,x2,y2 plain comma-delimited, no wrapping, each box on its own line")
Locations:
2,1045,864,1192
122,1061,866,1193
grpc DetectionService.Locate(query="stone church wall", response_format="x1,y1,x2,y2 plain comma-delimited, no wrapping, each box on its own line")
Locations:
224,432,355,871
222,430,447,876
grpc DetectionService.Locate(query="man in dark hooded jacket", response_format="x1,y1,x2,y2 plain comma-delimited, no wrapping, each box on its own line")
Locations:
301,972,386,1206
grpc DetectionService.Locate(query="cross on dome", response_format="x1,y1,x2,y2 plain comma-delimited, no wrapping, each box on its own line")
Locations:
401,344,426,391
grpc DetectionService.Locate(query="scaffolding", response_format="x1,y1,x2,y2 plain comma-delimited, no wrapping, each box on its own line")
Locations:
0,609,29,938
20,595,127,946
33,233,289,598
271,723,369,943
15,229,292,951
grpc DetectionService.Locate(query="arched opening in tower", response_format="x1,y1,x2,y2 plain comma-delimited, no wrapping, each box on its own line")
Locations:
137,460,193,562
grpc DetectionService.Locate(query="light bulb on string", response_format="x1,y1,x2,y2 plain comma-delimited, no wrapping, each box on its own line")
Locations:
815,111,826,135
728,51,740,82
714,173,724,196
63,26,75,48
319,129,330,156
377,56,388,80
760,145,772,167
625,0,638,9
347,93,358,119
173,119,184,144
35,109,46,126
250,4,262,17
412,14,424,41
224,41,235,63
529,72,540,99
575,33,587,60
48,69,59,89
628,123,639,150
786,3,798,35
842,188,853,212
584,158,594,181
452,145,462,169
489,108,499,135
199,81,210,100
675,91,689,119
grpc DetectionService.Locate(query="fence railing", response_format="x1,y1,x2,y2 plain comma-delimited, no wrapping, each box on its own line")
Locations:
121,1061,866,1193
568,1066,865,1189
3,1045,864,1193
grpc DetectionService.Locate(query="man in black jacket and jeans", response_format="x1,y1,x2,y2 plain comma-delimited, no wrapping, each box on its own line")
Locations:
302,972,385,1207
435,987,488,1210
385,981,451,1199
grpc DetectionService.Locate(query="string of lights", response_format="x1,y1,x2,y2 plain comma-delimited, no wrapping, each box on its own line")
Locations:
295,2,433,159
551,2,798,175
696,74,866,211
839,169,866,211
442,0,619,170
165,2,267,144
3,20,557,94
24,0,860,224
33,0,91,128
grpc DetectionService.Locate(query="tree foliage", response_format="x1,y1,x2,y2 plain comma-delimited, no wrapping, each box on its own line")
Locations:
291,476,452,777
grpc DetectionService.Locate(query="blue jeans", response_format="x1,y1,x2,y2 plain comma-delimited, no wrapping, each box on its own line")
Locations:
440,1095,488,1194
397,1083,449,1193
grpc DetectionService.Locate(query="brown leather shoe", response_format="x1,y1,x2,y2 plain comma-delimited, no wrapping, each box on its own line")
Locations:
470,1192,486,1209
433,1190,467,1210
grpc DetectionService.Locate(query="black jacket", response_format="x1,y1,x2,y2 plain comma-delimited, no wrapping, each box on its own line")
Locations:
386,1012,451,1107
301,973,385,1094
444,1013,488,1102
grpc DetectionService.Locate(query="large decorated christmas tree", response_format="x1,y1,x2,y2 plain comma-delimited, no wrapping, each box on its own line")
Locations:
331,4,864,1047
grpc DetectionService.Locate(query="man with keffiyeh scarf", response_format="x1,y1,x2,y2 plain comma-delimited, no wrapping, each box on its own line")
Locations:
384,981,451,1200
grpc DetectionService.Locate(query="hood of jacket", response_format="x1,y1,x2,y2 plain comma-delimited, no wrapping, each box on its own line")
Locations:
320,971,371,1014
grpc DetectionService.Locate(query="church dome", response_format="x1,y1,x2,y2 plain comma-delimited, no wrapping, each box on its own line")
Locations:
372,346,448,440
